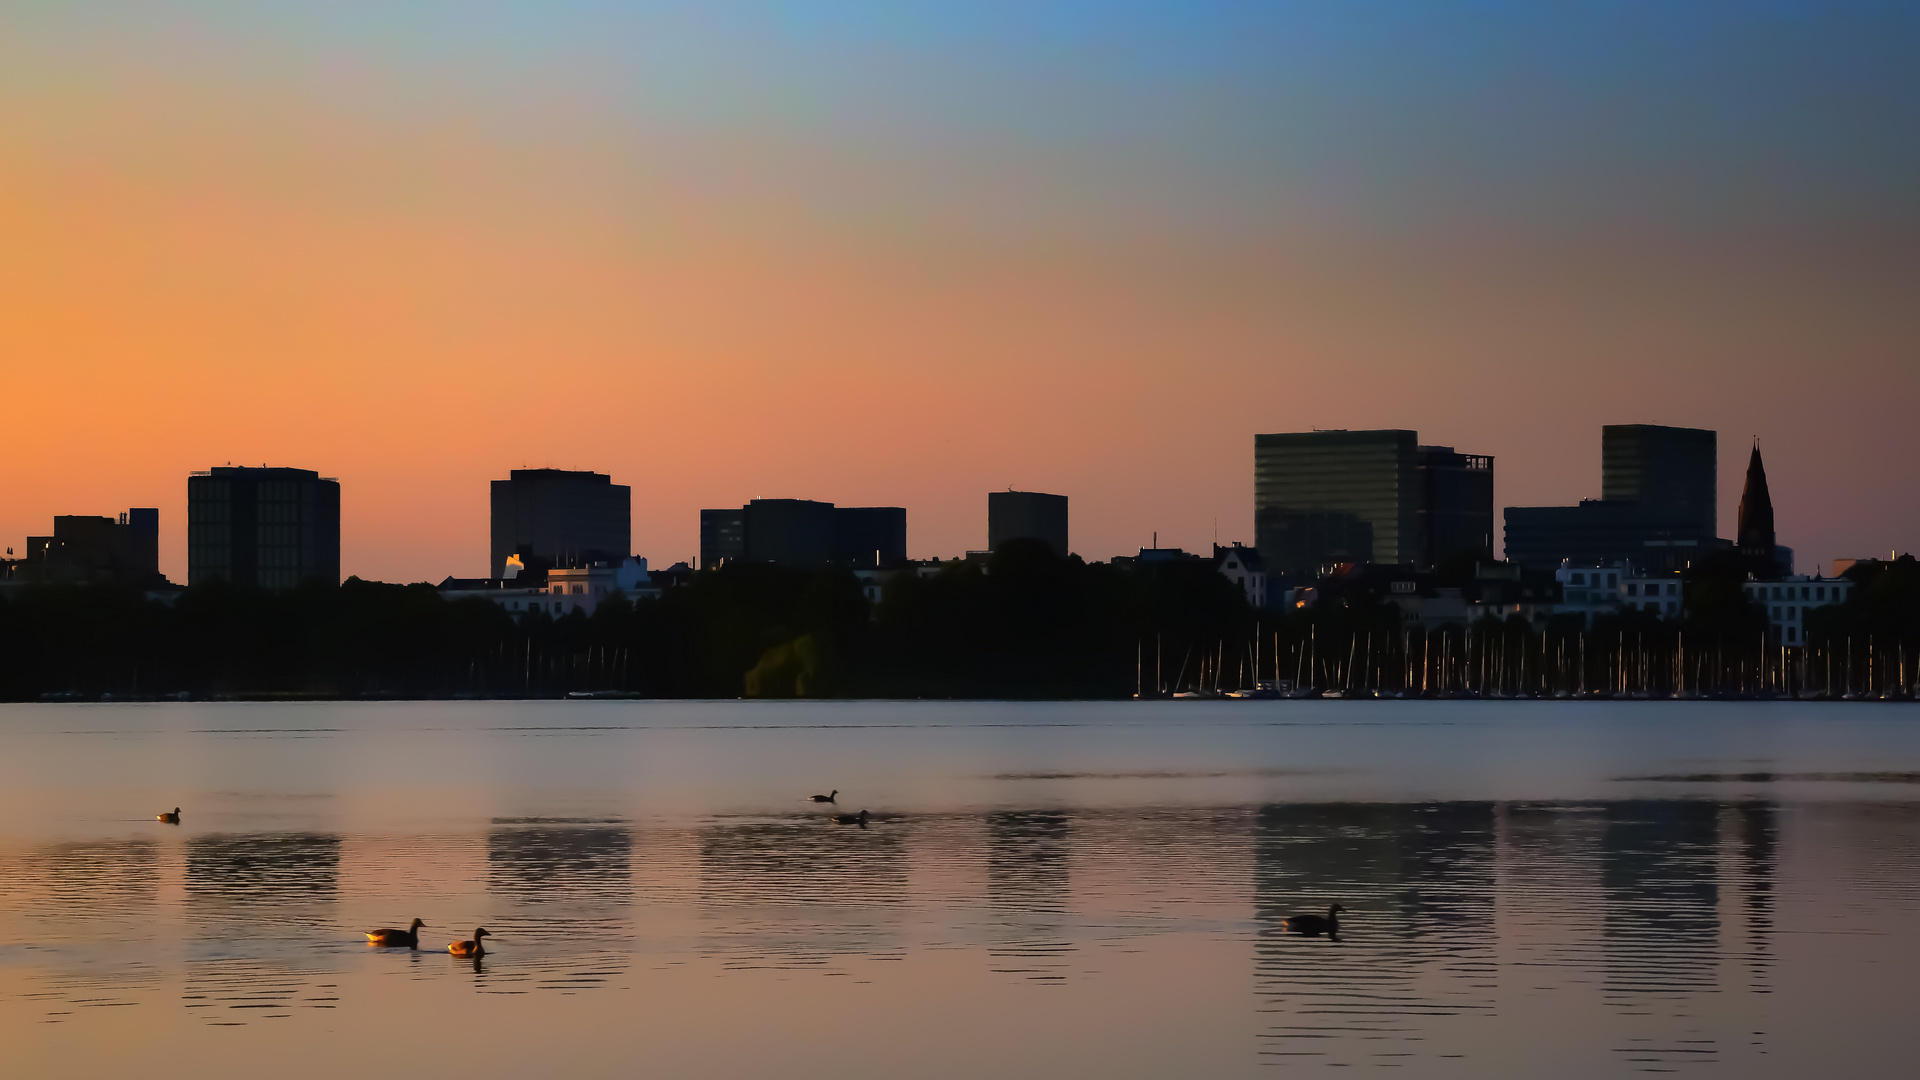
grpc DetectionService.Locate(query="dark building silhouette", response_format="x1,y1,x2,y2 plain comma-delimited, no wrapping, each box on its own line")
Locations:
1255,430,1492,576
1602,424,1717,540
188,467,340,589
20,508,159,584
490,469,630,577
1736,443,1777,568
699,498,906,569
699,507,746,568
1415,445,1495,568
1505,424,1721,573
832,505,908,569
987,490,1069,558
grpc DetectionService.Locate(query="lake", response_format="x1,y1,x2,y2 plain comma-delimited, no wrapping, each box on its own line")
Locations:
3,700,1919,1077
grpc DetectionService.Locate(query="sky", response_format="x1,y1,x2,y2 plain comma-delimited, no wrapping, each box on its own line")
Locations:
3,1,1917,582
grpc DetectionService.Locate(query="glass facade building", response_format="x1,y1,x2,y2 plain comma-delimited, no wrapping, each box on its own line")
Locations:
1255,430,1417,576
187,466,341,589
489,469,631,577
987,490,1068,558
1601,425,1717,541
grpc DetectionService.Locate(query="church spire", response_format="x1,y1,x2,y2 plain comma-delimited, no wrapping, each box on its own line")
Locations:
1736,440,1775,566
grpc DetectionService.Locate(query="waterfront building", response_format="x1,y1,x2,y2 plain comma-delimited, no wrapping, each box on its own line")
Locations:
832,505,908,569
188,466,340,589
1415,445,1495,568
16,508,160,585
1505,424,1722,573
700,498,907,569
438,557,655,618
1621,572,1685,618
1254,430,1492,577
1742,575,1852,644
988,490,1069,558
1213,543,1269,608
1602,424,1717,541
490,469,631,578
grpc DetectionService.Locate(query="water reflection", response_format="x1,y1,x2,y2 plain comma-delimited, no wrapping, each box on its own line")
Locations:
986,810,1075,981
486,822,635,993
185,833,340,905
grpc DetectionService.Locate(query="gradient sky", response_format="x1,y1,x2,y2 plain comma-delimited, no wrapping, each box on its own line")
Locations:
4,1,1917,582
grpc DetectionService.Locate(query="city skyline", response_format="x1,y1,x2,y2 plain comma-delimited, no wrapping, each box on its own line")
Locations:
4,3,1916,582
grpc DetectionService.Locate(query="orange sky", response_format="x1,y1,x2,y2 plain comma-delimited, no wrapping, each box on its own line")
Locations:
4,11,1917,582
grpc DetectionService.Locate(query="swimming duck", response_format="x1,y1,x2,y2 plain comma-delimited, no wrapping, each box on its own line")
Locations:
830,809,870,827
448,928,490,958
809,789,839,803
1281,904,1344,937
157,808,181,824
365,918,425,948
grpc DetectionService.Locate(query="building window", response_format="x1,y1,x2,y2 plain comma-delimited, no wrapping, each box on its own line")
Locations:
1625,584,1637,596
1571,573,1586,586
1771,606,1780,619
1801,587,1810,600
1816,586,1826,600
1787,626,1797,642
573,584,584,594
1607,573,1617,587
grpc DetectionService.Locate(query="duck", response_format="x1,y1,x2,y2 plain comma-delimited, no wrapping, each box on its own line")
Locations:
448,928,490,958
830,809,870,827
365,918,425,949
1280,904,1344,938
809,789,839,804
157,808,181,824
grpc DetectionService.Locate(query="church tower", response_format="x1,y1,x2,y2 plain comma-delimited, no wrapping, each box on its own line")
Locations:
1736,442,1776,568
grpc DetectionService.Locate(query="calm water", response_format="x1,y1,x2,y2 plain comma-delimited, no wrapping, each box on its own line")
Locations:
3,700,1919,1078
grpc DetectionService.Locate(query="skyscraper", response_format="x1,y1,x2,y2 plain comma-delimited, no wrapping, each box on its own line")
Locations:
490,469,631,577
987,490,1069,558
1414,445,1495,568
1601,424,1717,541
188,467,341,588
1255,430,1415,575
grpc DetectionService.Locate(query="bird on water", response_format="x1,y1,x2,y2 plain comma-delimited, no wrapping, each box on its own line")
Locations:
157,808,181,824
831,809,870,827
448,928,491,958
365,918,425,949
1281,904,1345,938
809,789,839,803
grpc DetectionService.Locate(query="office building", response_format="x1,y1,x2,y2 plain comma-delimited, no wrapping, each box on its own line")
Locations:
188,466,341,589
1505,424,1722,573
699,508,746,568
1602,424,1717,541
1254,430,1493,576
700,498,907,570
832,506,908,569
1415,445,1495,568
490,469,631,577
988,490,1068,558
18,508,160,584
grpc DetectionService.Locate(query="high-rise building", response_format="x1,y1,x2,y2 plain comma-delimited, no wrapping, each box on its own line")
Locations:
1415,446,1495,568
1256,430,1416,576
699,498,908,569
1504,424,1721,573
188,467,341,588
1602,425,1717,540
832,506,908,569
987,490,1068,558
490,469,631,577
699,508,746,568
